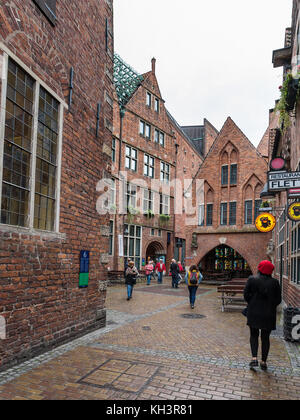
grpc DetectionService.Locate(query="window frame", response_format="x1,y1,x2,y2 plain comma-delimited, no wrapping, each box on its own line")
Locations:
125,145,138,172
244,200,253,225
32,0,57,26
230,164,237,185
220,202,228,226
0,51,65,233
160,161,170,183
229,201,237,226
144,154,155,178
206,203,213,226
221,165,228,186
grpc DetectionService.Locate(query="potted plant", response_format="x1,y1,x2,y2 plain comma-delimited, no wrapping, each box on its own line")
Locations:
159,214,170,225
276,71,300,132
144,209,155,219
127,206,140,223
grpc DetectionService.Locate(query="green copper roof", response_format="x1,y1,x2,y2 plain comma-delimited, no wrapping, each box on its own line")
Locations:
114,53,144,107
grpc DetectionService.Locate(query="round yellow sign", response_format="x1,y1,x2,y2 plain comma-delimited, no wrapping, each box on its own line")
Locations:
255,212,276,233
287,202,300,221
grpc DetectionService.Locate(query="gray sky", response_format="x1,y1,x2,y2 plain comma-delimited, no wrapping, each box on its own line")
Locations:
114,0,292,146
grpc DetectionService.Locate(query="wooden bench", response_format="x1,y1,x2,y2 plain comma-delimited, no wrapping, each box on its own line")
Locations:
217,283,247,312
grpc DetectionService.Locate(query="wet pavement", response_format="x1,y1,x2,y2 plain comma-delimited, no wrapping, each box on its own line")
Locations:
0,281,299,400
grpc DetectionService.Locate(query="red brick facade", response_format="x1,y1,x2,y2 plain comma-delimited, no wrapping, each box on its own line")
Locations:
183,117,271,275
0,0,113,369
269,0,300,307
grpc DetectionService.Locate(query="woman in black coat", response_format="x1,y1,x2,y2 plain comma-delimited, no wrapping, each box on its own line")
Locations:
125,260,139,301
243,260,281,370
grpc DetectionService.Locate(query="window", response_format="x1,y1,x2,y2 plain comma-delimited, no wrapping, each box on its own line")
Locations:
160,194,170,215
110,178,116,207
145,124,151,140
230,164,237,185
123,224,141,269
143,189,153,212
155,98,159,113
144,154,155,178
146,92,151,107
154,128,165,146
221,165,228,185
126,183,136,209
244,200,253,224
160,161,170,183
125,146,137,171
206,203,213,226
254,199,262,222
220,203,227,225
112,138,116,163
32,0,57,25
1,58,62,231
198,204,204,226
139,120,145,136
229,202,236,225
109,220,114,255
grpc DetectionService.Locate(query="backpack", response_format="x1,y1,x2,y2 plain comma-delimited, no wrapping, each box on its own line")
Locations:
190,271,198,285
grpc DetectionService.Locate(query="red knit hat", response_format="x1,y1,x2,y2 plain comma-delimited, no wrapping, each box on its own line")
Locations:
258,260,274,275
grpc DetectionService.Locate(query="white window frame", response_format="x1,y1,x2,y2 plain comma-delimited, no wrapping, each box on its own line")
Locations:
143,189,153,212
0,47,66,233
144,154,155,178
125,145,137,172
160,194,170,215
160,161,170,183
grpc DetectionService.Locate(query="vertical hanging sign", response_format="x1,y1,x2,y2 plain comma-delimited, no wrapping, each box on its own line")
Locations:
79,250,89,288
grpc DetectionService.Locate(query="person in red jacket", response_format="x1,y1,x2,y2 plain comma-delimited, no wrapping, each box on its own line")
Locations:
154,258,166,284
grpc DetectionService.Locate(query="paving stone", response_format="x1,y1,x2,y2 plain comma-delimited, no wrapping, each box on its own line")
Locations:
0,283,299,400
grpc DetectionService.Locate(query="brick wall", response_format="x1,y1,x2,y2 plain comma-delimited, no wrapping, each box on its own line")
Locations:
0,0,113,370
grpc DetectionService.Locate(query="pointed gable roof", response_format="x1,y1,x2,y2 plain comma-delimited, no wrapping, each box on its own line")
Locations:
113,53,144,107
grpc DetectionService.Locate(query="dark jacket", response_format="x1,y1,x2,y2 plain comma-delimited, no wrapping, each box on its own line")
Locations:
243,273,282,331
125,266,138,286
170,262,179,276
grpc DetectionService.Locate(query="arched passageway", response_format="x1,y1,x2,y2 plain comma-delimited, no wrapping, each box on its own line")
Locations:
199,245,252,278
146,241,166,264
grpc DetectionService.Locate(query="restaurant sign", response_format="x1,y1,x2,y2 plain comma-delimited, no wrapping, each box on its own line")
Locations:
268,171,300,191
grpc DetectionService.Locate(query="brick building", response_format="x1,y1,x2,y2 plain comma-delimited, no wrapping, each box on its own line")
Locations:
268,0,300,307
182,117,271,276
107,55,220,276
0,0,113,370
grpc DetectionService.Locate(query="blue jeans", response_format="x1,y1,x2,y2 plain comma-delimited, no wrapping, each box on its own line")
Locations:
157,272,163,283
172,274,179,288
188,286,198,305
146,274,152,285
127,284,133,298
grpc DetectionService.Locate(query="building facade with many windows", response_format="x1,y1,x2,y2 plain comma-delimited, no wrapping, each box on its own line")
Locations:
0,0,114,369
269,0,300,307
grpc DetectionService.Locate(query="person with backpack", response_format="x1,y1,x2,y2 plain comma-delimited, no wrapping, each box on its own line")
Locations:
170,259,180,288
125,260,139,301
243,260,281,371
185,265,203,309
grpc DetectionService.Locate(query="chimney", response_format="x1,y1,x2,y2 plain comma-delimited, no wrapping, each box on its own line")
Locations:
151,57,156,74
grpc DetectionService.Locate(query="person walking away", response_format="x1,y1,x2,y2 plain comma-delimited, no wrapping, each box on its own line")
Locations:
145,260,154,285
125,260,139,300
155,258,166,284
243,260,281,371
185,265,203,309
177,261,184,284
170,259,180,288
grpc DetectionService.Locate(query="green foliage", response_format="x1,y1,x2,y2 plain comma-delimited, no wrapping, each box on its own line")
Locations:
275,72,300,133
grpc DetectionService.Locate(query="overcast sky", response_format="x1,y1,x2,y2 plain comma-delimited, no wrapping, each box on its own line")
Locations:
114,0,292,146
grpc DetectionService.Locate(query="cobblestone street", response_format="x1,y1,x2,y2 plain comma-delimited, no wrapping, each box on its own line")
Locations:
0,281,299,400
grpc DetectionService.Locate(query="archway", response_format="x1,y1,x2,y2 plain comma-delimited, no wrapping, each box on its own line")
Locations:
146,241,166,265
199,245,252,278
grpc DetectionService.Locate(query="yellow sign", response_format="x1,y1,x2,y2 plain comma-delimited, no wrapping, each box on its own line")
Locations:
255,212,276,233
287,202,300,221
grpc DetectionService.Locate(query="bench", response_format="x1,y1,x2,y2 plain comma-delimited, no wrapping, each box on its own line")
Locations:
217,283,247,312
